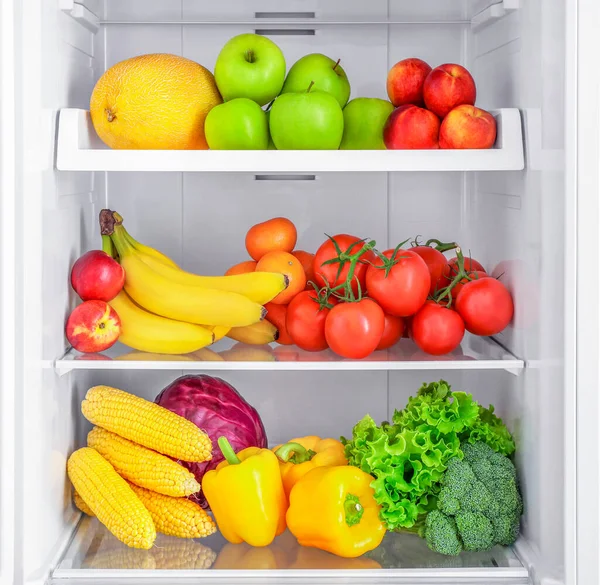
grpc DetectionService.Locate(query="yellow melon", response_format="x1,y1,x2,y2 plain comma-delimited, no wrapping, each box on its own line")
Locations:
90,54,222,150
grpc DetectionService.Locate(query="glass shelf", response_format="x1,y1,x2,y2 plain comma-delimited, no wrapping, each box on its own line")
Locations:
54,335,524,376
52,517,527,583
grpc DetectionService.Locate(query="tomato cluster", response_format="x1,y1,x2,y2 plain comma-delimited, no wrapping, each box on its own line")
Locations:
234,219,514,360
280,234,514,359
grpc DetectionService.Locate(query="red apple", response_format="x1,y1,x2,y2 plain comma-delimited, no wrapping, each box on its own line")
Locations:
71,250,125,302
386,58,432,107
423,64,476,119
383,104,440,150
440,105,497,149
65,300,121,353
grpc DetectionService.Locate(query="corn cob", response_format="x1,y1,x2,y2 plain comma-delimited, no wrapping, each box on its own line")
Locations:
74,491,94,516
67,447,156,549
152,538,217,569
81,386,212,462
128,482,216,539
87,427,200,497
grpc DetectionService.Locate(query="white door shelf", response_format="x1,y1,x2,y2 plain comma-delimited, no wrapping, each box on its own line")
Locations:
56,108,525,173
53,335,524,376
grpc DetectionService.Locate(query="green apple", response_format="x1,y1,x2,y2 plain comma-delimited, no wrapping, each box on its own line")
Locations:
281,54,351,108
269,85,344,150
205,98,269,150
265,110,277,150
215,34,286,106
340,98,395,150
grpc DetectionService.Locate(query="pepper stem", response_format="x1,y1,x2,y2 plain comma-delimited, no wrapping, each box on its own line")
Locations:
344,493,364,527
275,442,315,464
218,436,241,465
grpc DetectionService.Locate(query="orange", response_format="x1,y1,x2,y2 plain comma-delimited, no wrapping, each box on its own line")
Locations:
90,54,222,150
245,218,297,261
225,260,257,276
256,251,306,305
292,251,315,290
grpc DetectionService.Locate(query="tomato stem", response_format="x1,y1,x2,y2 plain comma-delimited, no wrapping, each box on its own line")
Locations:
320,236,377,303
434,247,476,307
424,238,458,253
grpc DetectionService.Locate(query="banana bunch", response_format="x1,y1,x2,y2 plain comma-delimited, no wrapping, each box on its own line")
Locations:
102,210,286,355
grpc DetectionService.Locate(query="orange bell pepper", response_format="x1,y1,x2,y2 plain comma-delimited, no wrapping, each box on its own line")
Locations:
273,436,347,498
286,465,385,558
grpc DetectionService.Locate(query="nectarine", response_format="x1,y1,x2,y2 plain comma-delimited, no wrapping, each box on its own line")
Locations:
439,105,497,149
71,250,125,302
383,104,440,150
386,58,432,107
423,64,476,119
66,300,121,353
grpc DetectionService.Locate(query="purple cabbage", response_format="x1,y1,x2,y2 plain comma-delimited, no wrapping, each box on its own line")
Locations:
155,374,267,507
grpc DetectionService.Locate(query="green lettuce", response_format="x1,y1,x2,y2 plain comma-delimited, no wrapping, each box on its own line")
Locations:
342,380,515,531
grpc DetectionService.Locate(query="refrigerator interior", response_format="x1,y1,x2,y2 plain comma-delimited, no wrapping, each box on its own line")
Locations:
5,0,598,583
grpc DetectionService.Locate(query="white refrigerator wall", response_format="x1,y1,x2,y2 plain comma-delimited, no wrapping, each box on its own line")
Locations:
5,1,585,585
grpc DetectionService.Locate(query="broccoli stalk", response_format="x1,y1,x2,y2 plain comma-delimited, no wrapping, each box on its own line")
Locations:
424,442,523,556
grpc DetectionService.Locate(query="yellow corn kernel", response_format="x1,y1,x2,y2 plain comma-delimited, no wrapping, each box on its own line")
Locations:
74,491,94,516
67,447,156,550
128,482,216,539
152,538,217,569
81,386,212,462
87,427,200,497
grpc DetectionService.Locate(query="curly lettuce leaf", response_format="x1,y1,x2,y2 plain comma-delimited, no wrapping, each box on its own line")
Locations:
393,380,480,435
461,405,516,456
342,415,462,531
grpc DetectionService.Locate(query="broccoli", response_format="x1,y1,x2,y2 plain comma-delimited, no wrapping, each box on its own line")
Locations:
424,442,522,556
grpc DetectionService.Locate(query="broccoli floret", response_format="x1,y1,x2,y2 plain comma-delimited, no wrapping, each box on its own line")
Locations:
425,511,462,556
424,442,522,556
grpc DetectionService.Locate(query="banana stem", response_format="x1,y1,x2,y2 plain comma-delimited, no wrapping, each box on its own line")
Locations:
99,209,116,236
110,225,135,258
102,235,116,258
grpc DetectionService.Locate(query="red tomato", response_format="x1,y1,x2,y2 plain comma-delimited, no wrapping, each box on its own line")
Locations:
365,249,430,317
313,235,375,295
286,290,335,352
376,314,404,350
450,270,488,300
411,301,465,355
455,277,514,336
410,246,447,294
264,302,294,345
442,256,486,285
325,299,385,359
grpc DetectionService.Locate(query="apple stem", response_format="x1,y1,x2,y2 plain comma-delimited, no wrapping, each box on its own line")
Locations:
245,49,255,64
332,58,341,72
306,81,315,93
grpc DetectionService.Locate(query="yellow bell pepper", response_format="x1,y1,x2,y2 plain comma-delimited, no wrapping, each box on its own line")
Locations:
273,436,348,498
202,437,287,547
286,465,385,558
